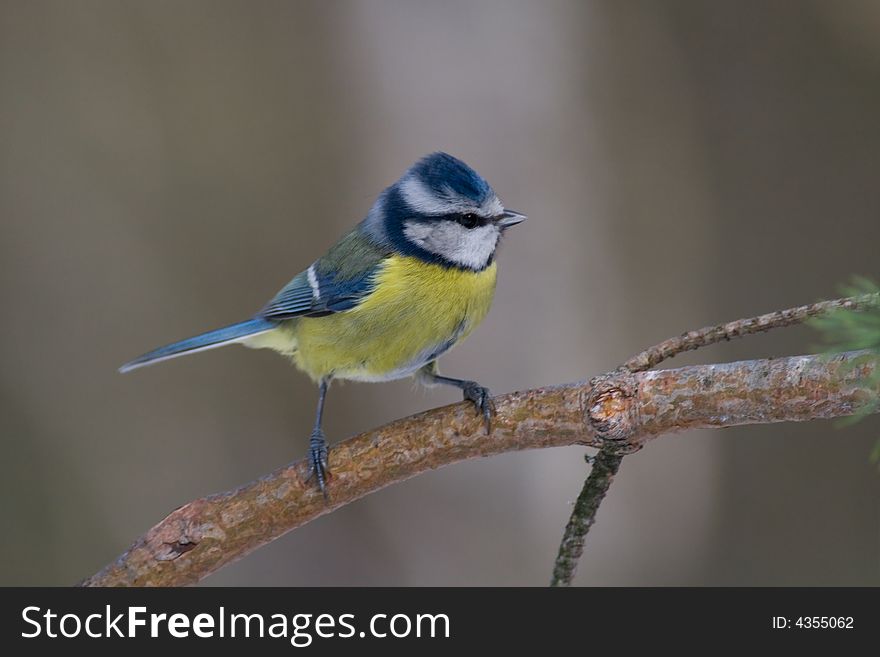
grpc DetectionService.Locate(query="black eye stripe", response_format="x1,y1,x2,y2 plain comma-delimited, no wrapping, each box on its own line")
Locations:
454,213,488,229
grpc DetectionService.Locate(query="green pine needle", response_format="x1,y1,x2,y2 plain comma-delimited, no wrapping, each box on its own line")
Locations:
808,277,880,469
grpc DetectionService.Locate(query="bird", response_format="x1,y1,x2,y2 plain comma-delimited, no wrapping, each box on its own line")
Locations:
120,152,526,496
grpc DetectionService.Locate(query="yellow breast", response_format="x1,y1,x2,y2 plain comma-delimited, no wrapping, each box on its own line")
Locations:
287,256,497,382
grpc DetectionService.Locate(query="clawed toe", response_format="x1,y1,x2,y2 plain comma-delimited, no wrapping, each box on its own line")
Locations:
462,382,495,434
305,432,330,498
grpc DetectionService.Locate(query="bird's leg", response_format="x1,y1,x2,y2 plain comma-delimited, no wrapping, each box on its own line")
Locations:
305,378,330,497
417,362,495,433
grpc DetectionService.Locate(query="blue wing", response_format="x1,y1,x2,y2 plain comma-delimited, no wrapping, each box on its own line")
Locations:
259,230,389,320
259,270,318,318
259,266,380,319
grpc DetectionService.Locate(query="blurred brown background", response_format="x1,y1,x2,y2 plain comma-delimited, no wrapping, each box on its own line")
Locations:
1,0,878,586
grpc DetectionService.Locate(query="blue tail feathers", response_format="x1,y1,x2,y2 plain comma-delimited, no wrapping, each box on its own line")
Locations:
119,318,276,373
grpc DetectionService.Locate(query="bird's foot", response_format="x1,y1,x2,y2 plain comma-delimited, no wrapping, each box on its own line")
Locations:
305,429,330,498
461,381,495,434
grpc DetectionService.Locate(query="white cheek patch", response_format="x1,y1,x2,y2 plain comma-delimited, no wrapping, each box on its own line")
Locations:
402,220,433,248
404,220,500,270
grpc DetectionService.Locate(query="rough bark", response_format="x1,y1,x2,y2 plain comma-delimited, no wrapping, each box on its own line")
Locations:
623,293,878,372
81,349,878,586
550,448,624,587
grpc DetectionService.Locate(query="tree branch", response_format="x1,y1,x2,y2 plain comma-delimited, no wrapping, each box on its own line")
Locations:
547,291,880,587
623,293,879,373
81,348,878,586
550,447,623,587
551,292,880,586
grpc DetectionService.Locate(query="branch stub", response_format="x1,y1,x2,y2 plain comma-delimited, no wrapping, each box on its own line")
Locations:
586,371,640,449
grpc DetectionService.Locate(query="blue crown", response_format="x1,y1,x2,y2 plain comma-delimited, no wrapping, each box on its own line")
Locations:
408,152,494,206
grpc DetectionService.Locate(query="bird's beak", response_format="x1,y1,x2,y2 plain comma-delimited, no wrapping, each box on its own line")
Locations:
496,209,527,228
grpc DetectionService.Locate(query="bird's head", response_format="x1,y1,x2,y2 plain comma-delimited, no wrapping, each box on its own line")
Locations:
364,152,525,271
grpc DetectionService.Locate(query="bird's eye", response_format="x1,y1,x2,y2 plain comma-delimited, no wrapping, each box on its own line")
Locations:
457,213,480,229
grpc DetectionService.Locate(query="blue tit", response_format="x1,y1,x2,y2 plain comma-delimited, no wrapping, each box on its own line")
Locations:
121,152,526,495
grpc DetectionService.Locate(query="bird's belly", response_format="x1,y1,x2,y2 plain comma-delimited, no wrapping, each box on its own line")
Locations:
290,257,497,382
